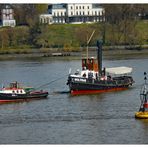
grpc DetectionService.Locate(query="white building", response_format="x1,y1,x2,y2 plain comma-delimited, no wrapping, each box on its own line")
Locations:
40,3,105,24
1,5,16,27
39,14,53,24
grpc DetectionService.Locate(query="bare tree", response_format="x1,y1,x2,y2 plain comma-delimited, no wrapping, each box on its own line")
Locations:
102,4,141,45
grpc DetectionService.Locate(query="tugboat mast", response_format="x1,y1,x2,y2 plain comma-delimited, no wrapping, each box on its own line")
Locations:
86,30,95,66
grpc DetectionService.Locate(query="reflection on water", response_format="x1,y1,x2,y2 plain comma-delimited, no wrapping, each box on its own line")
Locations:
0,58,147,144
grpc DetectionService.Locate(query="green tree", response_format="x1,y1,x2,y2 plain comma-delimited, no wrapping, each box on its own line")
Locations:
0,29,9,49
36,25,49,48
103,4,140,45
13,4,48,26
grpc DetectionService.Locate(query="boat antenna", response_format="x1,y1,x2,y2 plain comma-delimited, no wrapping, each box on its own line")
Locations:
86,30,95,63
69,68,72,75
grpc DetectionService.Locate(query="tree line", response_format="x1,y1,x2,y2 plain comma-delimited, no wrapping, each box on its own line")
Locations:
0,4,148,50
102,4,148,46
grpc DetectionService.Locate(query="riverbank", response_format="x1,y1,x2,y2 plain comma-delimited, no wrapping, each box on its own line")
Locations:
0,47,148,61
102,48,148,60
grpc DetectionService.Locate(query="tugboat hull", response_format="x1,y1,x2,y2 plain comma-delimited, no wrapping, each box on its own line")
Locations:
67,76,133,95
71,87,128,95
0,91,48,103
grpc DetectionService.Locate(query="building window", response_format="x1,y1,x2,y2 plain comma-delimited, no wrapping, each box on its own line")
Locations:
79,6,81,9
80,11,81,15
71,12,73,15
83,6,85,9
88,11,89,15
76,6,78,9
88,6,89,9
76,11,78,15
71,6,73,9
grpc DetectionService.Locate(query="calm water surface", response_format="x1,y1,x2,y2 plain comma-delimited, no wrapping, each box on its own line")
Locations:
0,57,148,144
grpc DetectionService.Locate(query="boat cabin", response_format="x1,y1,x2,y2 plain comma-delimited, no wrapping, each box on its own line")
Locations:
82,57,98,72
10,81,20,89
0,81,26,94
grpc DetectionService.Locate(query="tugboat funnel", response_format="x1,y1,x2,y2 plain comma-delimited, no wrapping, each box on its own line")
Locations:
97,40,102,76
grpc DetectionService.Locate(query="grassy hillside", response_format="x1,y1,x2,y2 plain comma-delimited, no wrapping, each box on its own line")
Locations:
0,21,148,52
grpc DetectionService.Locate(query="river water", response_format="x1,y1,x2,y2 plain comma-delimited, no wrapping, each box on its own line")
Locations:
0,56,148,144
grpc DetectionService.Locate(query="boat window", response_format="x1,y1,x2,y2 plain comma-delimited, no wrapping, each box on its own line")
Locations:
17,90,19,93
20,90,23,93
83,73,86,77
12,90,15,93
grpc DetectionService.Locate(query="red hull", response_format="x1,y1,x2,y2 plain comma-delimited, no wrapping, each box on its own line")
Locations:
0,97,47,104
0,99,25,103
71,87,128,95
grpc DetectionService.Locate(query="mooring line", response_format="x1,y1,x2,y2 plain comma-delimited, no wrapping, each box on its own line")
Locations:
34,74,69,90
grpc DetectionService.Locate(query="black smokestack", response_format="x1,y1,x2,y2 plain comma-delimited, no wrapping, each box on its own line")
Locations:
97,40,102,76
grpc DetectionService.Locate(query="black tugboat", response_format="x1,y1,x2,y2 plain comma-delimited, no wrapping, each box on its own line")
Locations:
0,81,48,103
67,41,134,95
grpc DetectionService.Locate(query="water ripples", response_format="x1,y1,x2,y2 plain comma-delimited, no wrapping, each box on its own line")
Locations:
0,113,134,126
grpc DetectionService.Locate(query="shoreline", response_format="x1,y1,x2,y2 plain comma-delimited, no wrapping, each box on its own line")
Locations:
0,48,148,60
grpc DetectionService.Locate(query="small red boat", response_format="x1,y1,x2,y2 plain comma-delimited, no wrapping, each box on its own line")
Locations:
0,81,48,103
